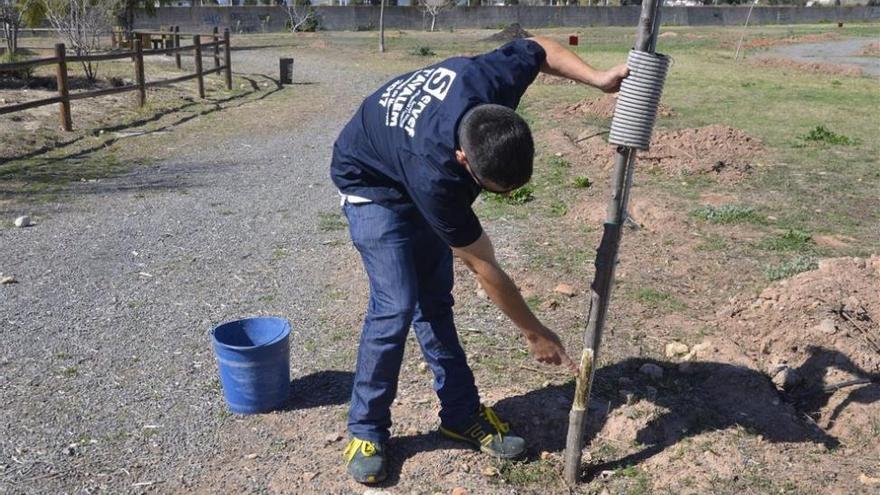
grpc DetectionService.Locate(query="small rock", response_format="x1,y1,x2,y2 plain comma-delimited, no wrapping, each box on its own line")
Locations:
598,469,615,479
475,287,488,300
542,380,551,388
481,465,499,477
542,299,559,310
64,444,78,456
639,363,664,380
244,453,259,459
302,471,318,481
451,488,469,495
324,432,343,444
554,283,577,297
859,473,880,485
619,389,635,405
817,318,837,335
665,342,689,358
554,152,563,157
0,276,17,285
771,366,801,391
460,463,470,473
418,362,429,373
540,451,553,461
13,215,31,228
363,490,391,495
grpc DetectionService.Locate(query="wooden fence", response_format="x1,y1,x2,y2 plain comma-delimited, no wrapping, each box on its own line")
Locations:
0,28,232,132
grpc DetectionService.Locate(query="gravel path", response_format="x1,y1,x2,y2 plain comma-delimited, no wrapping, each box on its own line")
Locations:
0,42,387,493
767,38,880,76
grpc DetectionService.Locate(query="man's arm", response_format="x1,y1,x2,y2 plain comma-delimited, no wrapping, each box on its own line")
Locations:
452,231,577,374
527,36,629,93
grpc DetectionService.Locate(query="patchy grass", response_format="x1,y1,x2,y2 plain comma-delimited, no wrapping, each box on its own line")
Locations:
635,288,687,311
485,184,535,205
318,211,347,232
763,255,818,281
758,229,814,252
800,125,857,146
690,205,767,225
495,459,557,486
572,175,593,188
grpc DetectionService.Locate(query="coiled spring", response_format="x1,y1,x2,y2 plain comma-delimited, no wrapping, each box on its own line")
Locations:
608,50,671,150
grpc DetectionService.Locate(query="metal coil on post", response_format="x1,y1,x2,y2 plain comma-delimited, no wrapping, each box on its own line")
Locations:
608,50,670,150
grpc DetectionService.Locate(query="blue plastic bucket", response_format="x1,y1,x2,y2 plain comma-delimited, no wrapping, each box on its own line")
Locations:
211,316,291,414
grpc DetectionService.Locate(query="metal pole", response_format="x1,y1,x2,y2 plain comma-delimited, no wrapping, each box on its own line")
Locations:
562,0,663,485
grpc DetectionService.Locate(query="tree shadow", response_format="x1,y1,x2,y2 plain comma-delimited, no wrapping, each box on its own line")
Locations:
488,346,877,482
283,369,354,411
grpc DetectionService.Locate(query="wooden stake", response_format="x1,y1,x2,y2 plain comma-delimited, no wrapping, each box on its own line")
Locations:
212,26,221,71
174,26,182,69
134,38,146,107
193,35,205,98
562,0,663,485
54,43,72,131
223,28,232,90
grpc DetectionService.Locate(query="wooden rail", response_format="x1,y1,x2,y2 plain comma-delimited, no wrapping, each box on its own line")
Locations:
0,28,233,131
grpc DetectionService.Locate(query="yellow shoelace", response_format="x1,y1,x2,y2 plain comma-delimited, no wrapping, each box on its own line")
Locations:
343,438,377,463
480,405,510,435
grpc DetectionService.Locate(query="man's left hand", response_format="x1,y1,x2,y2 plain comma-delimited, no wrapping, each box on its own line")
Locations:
592,64,630,93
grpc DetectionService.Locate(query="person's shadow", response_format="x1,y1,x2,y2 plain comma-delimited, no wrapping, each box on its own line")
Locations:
380,346,877,485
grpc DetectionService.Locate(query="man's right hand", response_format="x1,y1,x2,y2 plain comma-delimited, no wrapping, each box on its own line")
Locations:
525,327,578,375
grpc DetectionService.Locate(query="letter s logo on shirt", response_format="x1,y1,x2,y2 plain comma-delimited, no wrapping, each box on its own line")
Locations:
423,68,456,101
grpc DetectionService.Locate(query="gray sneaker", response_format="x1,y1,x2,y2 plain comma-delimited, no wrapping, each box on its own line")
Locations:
343,438,387,484
439,404,526,459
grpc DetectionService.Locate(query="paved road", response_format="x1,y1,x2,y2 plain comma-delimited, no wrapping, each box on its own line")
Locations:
768,38,880,76
0,40,386,493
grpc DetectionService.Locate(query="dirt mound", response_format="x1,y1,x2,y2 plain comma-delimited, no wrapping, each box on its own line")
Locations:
535,73,577,86
727,32,840,51
482,23,532,43
720,256,880,376
750,57,864,77
858,41,880,57
566,124,763,180
563,93,674,119
716,256,880,445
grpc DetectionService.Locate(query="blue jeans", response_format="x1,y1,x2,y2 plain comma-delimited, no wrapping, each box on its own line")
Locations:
343,201,480,443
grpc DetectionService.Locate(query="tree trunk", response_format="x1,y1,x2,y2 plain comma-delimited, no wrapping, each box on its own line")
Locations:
430,13,436,32
378,0,385,52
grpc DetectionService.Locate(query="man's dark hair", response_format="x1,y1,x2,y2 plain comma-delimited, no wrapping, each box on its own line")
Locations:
458,104,534,191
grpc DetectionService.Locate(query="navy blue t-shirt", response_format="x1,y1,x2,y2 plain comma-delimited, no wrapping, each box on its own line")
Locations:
330,39,546,247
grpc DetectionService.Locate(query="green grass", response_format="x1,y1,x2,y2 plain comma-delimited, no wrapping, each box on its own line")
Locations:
485,184,535,205
572,175,592,188
764,255,818,281
691,205,767,225
800,125,857,146
758,229,814,252
635,288,687,311
495,460,556,485
317,211,347,232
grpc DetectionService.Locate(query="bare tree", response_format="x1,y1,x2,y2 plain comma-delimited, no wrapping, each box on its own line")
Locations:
418,0,453,32
284,0,317,32
0,0,44,58
378,0,385,53
43,0,114,81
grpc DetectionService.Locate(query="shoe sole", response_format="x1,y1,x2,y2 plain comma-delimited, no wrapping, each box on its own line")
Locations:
350,469,387,485
438,427,524,460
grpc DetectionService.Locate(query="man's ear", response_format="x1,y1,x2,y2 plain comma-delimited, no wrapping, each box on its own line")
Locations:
455,149,469,167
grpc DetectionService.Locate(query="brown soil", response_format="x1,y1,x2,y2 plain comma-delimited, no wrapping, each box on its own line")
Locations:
713,256,880,449
858,41,880,57
482,23,533,43
562,93,674,119
534,73,577,86
750,57,864,77
727,32,840,51
556,124,764,181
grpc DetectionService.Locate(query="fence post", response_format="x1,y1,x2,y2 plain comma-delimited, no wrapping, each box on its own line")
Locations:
134,38,146,107
54,43,72,131
193,35,205,98
223,28,232,91
212,26,221,71
174,26,181,70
